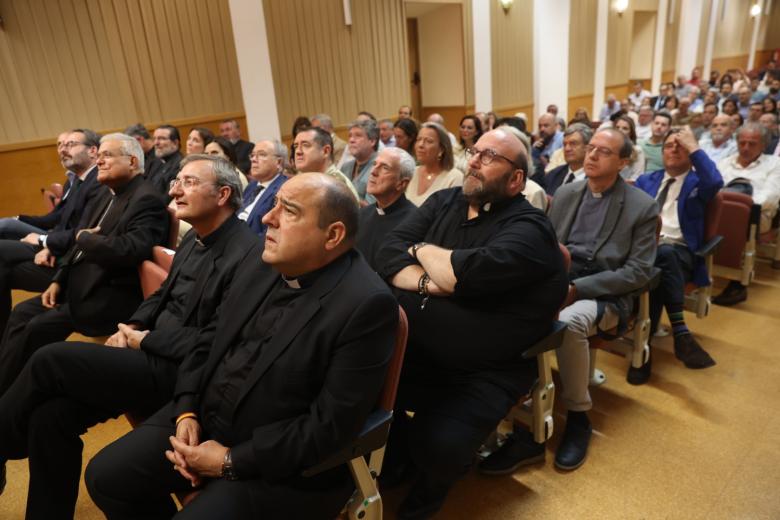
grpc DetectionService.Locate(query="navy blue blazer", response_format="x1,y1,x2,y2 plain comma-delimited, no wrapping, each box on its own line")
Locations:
241,174,286,237
635,150,724,287
541,164,572,196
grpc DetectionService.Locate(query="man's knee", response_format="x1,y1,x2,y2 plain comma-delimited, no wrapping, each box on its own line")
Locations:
408,414,487,476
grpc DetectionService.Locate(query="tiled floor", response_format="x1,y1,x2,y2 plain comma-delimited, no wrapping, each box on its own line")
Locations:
2,260,779,519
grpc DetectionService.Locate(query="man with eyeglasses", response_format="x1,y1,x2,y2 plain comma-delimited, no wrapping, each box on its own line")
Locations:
482,128,657,475
237,140,288,238
0,133,169,397
0,155,262,518
146,124,183,199
0,129,106,336
376,129,568,519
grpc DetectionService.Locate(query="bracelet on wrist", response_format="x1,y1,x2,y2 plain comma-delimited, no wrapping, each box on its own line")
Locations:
175,412,198,426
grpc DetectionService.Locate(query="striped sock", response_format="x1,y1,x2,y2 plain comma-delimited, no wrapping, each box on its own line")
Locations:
668,308,689,337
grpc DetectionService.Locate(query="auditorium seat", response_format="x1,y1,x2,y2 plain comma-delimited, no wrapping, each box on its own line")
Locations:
684,194,724,318
40,182,64,212
757,202,780,269
166,206,180,249
302,307,408,520
712,191,756,287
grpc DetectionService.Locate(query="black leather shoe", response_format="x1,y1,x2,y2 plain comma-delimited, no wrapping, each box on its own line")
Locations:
397,480,449,520
713,282,747,306
674,334,716,369
378,459,416,490
627,350,652,385
478,430,545,476
554,418,592,470
0,462,6,496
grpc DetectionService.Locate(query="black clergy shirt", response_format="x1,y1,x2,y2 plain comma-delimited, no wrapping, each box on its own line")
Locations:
356,193,415,271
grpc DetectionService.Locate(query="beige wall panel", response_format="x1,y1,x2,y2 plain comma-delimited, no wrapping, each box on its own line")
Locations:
662,0,681,73
263,0,408,137
696,0,711,67
713,0,752,59
418,4,465,106
568,0,597,97
629,11,656,79
764,3,780,49
490,0,533,110
606,8,633,86
462,0,474,106
0,0,244,146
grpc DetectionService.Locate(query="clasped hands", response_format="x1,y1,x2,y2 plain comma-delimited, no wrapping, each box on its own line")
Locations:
165,417,228,487
104,323,149,349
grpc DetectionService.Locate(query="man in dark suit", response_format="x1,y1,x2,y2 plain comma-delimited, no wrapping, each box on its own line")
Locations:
376,129,568,519
0,155,259,518
534,123,593,196
0,133,169,395
85,173,397,520
483,128,658,474
238,140,287,238
0,129,106,334
146,125,184,199
220,119,254,175
633,127,722,383
356,147,415,271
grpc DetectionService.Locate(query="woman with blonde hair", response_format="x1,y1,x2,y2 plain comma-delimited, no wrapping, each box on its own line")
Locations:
406,122,463,206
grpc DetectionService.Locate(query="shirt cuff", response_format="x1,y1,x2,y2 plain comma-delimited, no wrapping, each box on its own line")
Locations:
40,234,48,248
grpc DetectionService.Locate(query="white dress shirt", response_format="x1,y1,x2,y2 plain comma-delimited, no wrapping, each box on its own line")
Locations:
238,174,279,221
657,172,688,245
717,153,780,233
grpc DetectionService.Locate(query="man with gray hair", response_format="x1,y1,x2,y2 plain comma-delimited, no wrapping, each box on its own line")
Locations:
379,118,397,147
356,147,416,270
0,154,262,518
635,106,654,141
537,123,593,196
218,119,254,174
714,123,780,305
239,140,287,238
427,113,458,146
341,119,380,205
311,113,348,165
0,132,169,396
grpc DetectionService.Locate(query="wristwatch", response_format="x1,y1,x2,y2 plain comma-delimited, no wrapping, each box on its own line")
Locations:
221,449,238,481
411,242,429,261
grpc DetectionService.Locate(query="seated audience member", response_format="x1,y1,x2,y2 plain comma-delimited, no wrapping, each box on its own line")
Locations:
483,128,657,473
599,94,622,122
398,104,413,119
747,101,764,123
453,115,484,173
0,130,103,335
394,117,419,156
651,83,671,111
124,124,156,168
714,123,780,306
641,112,672,172
636,106,654,141
688,86,704,112
406,122,463,206
239,140,288,238
759,112,779,153
631,127,723,384
218,119,254,175
571,107,592,125
86,173,397,520
673,98,693,126
146,125,184,199
536,123,592,196
664,95,680,112
0,155,259,518
675,75,691,99
614,115,647,181
311,113,348,165
532,113,564,173
730,112,745,130
695,102,720,140
763,96,778,115
377,129,568,519
185,127,215,155
293,127,360,201
721,98,739,116
426,113,458,145
340,119,380,205
629,81,652,107
491,126,548,212
0,133,169,395
700,114,738,163
356,147,416,270
204,136,250,189
736,87,752,119
379,118,397,147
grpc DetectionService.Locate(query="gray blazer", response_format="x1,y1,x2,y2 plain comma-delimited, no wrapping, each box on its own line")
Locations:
549,177,658,306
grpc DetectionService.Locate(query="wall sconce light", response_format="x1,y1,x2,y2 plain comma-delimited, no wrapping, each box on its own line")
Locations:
613,0,629,16
499,0,513,13
749,3,762,16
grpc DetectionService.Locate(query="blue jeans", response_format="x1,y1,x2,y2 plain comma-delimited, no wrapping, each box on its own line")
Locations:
0,218,45,240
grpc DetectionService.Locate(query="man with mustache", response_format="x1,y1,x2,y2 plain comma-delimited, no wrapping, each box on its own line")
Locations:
376,128,568,519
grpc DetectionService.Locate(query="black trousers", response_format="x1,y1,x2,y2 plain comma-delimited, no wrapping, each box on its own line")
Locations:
0,239,55,334
0,341,178,520
387,360,536,499
650,243,695,333
85,404,353,520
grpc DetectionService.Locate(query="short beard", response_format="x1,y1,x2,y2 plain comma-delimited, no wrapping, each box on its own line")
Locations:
462,169,513,206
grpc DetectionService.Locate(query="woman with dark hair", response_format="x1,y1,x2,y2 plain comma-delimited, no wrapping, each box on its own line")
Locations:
185,127,214,155
665,96,679,111
453,115,484,172
763,96,778,115
486,111,498,130
393,117,419,156
721,98,738,116
613,115,646,180
205,136,239,166
406,122,462,206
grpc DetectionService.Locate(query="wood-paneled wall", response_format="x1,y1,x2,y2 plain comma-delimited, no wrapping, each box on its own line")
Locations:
263,0,408,137
0,0,244,146
490,0,533,111
568,0,597,98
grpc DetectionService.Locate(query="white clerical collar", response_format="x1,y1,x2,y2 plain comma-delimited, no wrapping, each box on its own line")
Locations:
376,207,385,215
282,276,301,289
482,202,492,212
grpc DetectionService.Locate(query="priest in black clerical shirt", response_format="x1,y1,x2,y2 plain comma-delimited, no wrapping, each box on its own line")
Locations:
356,147,417,270
376,129,569,520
